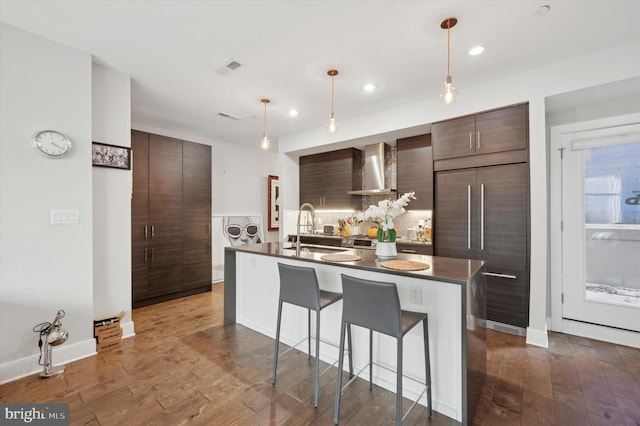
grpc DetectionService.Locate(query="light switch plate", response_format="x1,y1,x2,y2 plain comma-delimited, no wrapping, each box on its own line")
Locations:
51,209,80,225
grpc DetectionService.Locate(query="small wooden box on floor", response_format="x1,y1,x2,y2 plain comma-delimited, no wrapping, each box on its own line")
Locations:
93,320,122,352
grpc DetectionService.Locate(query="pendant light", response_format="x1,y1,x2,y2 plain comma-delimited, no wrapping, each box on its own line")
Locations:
260,98,271,150
326,69,339,133
440,17,458,105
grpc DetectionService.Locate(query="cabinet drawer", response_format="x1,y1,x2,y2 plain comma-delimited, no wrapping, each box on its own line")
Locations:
485,269,529,328
396,243,433,255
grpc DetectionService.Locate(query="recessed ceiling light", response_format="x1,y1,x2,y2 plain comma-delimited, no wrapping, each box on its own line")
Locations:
288,109,299,117
363,83,376,92
469,46,485,56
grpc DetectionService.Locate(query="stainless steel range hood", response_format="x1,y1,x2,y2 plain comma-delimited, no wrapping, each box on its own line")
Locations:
348,143,396,195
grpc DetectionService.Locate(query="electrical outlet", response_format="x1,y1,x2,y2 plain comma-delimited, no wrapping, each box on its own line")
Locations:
409,285,422,304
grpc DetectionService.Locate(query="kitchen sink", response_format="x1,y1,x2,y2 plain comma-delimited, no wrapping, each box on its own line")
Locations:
284,244,347,254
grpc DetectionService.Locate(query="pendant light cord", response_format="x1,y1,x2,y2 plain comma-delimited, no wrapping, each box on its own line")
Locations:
331,74,335,117
447,18,451,78
263,101,268,136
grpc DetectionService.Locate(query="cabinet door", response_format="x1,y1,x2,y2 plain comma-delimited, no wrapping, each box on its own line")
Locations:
432,115,476,160
322,149,362,209
476,163,528,271
149,134,183,245
475,104,528,155
182,141,212,290
397,134,433,210
131,130,150,302
148,244,183,298
299,154,324,206
434,169,477,259
148,135,183,296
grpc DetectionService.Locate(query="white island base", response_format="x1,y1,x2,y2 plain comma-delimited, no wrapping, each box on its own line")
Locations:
224,243,486,424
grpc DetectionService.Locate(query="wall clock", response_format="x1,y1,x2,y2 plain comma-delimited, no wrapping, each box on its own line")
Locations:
32,130,72,158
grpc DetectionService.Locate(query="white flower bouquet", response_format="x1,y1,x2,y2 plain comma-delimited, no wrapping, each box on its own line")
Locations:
357,192,415,242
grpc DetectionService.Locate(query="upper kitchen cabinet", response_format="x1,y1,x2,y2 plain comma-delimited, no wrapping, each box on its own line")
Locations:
396,134,433,210
299,148,362,209
432,103,528,170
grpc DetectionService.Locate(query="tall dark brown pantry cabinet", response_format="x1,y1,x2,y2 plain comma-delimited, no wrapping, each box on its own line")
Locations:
131,130,212,308
433,103,530,331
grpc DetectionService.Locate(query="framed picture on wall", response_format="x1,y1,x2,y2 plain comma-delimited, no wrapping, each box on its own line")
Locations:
211,214,264,282
92,142,131,170
268,175,279,231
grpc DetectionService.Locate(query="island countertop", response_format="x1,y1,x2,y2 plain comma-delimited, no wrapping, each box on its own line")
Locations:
225,241,484,285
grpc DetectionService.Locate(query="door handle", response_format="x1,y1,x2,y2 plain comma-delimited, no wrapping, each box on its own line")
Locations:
477,131,481,149
467,184,472,250
469,132,473,150
482,272,517,280
151,225,155,239
143,248,148,263
144,225,148,240
480,183,485,251
401,249,417,254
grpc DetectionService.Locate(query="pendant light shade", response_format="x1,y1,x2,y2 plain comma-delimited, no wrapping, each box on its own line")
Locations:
326,69,339,133
260,98,271,150
440,17,458,105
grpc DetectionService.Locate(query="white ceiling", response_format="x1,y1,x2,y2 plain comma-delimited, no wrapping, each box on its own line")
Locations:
1,0,639,149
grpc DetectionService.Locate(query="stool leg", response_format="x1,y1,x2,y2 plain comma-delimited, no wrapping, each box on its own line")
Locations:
369,329,373,390
424,317,432,418
396,338,403,426
314,309,321,407
334,320,347,424
347,323,353,378
271,300,283,385
308,309,312,360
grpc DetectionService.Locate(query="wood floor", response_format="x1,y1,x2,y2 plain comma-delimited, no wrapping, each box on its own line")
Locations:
1,283,638,425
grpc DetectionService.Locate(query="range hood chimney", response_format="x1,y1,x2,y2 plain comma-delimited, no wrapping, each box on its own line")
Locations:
348,143,396,196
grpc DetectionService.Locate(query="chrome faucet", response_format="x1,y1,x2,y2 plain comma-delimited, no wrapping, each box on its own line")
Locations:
296,203,315,254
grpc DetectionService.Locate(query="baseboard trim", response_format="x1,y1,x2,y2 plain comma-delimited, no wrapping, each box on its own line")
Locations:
525,324,549,348
561,319,639,348
0,339,96,385
121,320,135,339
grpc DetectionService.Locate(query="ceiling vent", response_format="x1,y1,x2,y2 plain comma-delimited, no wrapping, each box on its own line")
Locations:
216,59,243,76
217,112,242,120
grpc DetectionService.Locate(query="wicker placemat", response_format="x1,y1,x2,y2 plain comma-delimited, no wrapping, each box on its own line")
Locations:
380,260,431,271
320,253,362,262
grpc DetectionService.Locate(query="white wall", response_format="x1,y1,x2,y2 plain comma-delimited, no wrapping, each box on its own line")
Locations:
92,64,134,337
0,24,96,383
278,41,640,348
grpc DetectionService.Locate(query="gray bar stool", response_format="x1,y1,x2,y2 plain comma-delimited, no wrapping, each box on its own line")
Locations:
334,274,432,425
272,263,353,407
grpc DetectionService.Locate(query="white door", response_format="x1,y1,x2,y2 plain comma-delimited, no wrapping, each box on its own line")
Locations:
560,122,640,342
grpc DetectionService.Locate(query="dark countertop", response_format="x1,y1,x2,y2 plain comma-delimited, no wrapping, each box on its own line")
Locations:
225,242,484,285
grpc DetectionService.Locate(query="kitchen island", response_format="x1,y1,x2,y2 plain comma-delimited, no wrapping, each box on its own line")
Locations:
224,242,486,424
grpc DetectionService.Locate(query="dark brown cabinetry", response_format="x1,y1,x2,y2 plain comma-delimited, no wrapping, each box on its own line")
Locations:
432,104,528,170
435,163,529,328
432,103,530,330
131,130,212,308
299,148,362,209
396,134,433,210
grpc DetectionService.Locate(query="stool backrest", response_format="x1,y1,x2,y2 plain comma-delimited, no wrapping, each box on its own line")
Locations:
340,274,402,338
277,263,321,310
